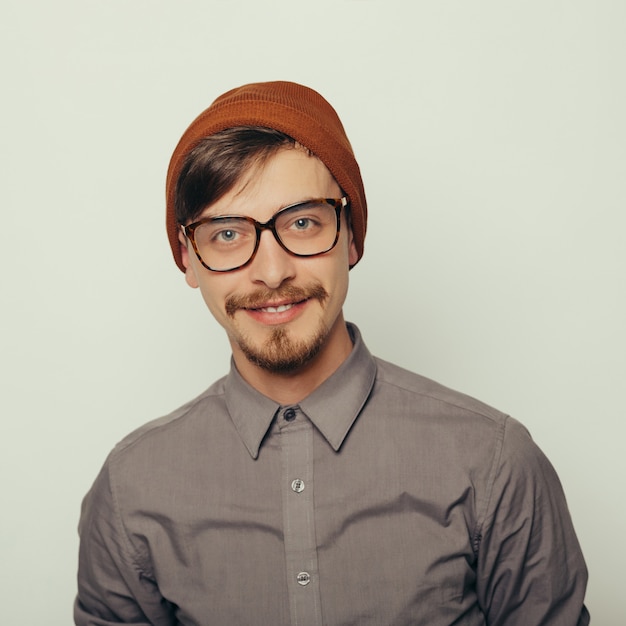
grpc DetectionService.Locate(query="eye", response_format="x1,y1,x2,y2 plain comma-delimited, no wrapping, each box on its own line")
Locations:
275,201,333,240
215,229,238,242
294,217,313,230
194,217,252,249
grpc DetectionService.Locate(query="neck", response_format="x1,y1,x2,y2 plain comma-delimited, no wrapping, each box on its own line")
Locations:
231,316,353,405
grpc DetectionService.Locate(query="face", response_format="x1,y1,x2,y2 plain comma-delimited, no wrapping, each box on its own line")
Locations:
180,147,359,375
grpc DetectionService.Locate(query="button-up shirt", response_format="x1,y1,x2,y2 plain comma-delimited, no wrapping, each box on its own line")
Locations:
75,324,589,625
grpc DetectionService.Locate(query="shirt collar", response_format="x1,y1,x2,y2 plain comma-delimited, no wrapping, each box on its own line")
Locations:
224,323,377,459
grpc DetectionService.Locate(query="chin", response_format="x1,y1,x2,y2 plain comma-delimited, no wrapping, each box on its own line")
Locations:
238,323,329,374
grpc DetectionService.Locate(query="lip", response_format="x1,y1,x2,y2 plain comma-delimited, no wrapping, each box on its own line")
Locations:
243,298,309,326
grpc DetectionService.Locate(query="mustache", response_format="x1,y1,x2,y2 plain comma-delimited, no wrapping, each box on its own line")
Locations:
225,283,329,317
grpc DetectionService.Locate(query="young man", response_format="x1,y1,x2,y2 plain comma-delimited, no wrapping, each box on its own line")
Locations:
75,81,589,625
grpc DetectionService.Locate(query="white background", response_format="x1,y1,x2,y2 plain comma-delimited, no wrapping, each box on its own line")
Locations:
1,1,624,623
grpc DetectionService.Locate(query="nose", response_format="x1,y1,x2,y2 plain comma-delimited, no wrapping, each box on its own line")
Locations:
247,229,296,289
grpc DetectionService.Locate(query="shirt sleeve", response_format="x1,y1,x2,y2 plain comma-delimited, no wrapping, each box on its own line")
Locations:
74,457,176,626
475,416,590,626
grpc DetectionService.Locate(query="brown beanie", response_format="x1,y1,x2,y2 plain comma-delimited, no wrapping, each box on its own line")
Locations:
166,81,367,272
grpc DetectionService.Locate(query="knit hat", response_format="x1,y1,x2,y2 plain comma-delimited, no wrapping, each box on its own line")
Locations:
166,80,367,271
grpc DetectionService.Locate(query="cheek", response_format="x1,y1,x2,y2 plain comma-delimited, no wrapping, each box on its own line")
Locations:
195,279,231,323
315,256,351,305
332,268,350,305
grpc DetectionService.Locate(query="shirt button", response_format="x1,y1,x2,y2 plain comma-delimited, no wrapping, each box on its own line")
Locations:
283,408,297,422
296,572,311,586
291,478,305,493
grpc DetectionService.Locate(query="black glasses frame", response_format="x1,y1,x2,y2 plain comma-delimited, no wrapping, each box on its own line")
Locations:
182,197,348,272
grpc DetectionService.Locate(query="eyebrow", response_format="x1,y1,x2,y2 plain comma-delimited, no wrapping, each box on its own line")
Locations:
199,197,321,220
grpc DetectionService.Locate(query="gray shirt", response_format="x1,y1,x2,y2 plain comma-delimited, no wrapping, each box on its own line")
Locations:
75,324,589,625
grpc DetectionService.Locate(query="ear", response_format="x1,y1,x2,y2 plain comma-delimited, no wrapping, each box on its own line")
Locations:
178,230,199,289
347,226,359,267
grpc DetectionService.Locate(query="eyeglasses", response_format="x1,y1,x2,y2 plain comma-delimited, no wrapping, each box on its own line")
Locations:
182,197,348,272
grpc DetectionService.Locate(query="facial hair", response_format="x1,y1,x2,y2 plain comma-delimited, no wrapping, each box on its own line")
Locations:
225,283,330,373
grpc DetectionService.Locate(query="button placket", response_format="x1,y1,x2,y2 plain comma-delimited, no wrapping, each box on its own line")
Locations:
279,410,323,624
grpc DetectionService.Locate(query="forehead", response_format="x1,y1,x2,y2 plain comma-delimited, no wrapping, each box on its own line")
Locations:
201,147,341,219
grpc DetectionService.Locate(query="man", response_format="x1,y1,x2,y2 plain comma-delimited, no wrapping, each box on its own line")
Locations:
75,81,589,625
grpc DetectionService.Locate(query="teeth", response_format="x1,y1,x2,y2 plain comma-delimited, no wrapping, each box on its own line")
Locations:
261,303,294,313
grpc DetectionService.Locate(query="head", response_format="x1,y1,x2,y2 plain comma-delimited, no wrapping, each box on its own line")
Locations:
166,82,367,376
166,81,367,270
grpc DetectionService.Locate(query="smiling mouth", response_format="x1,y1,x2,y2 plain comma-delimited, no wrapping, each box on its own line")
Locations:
255,303,297,314
225,284,329,318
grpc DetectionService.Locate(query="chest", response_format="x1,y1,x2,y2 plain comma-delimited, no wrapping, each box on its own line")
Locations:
126,412,488,625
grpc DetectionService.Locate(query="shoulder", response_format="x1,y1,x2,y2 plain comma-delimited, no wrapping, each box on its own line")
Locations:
372,357,543,467
373,356,510,429
110,374,230,462
84,374,235,525
364,357,538,492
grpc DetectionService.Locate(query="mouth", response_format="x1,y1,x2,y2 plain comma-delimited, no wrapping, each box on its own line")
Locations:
242,298,308,325
226,284,328,318
250,301,302,314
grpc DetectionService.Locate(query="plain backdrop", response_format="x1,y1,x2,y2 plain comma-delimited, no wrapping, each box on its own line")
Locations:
1,1,624,623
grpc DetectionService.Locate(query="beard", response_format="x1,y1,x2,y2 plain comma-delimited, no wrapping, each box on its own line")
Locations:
238,323,329,373
225,283,330,373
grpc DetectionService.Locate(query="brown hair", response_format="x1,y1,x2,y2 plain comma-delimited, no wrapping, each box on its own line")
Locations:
175,126,298,226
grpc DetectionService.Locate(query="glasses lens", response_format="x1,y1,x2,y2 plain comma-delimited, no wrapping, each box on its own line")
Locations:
193,217,256,271
275,200,338,256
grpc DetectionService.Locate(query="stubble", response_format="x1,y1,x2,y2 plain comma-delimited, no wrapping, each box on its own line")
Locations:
225,283,330,373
